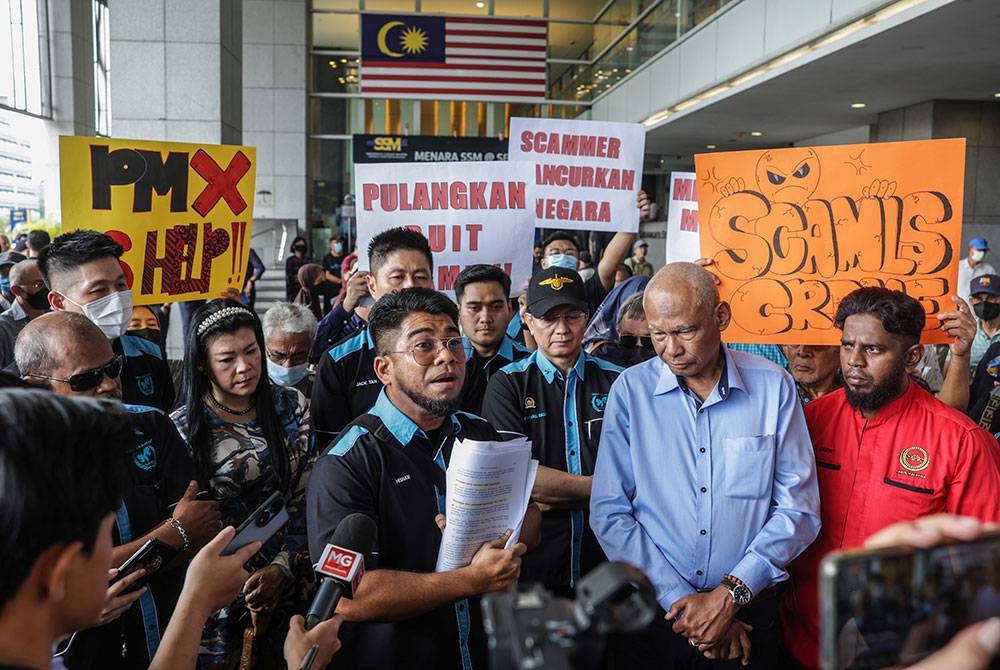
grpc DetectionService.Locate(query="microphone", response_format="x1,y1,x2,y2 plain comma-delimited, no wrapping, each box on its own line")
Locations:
305,513,378,630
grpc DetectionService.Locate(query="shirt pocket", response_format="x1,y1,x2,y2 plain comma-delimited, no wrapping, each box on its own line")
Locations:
723,436,776,499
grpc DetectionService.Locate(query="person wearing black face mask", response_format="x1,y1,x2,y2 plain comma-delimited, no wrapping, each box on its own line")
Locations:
285,236,313,302
968,274,1000,371
0,258,50,368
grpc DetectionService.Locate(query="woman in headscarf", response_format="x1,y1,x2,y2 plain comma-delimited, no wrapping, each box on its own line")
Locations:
293,263,325,319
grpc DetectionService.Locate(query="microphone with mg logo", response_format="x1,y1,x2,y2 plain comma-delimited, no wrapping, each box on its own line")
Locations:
305,513,378,630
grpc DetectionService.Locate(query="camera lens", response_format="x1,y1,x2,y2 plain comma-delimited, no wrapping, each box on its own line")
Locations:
257,511,271,526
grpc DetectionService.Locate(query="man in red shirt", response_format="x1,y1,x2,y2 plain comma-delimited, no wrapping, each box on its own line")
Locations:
781,287,1000,669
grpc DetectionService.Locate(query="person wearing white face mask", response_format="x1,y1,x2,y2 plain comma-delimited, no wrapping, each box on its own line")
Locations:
958,237,996,305
262,302,317,398
37,230,176,410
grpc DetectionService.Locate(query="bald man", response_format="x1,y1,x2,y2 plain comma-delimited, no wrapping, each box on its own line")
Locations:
590,262,820,669
0,259,49,367
15,312,220,668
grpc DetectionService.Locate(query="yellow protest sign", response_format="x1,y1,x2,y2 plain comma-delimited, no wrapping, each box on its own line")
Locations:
695,138,965,344
59,136,256,305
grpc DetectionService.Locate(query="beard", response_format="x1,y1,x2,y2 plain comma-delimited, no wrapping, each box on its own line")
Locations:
845,363,906,414
397,376,459,417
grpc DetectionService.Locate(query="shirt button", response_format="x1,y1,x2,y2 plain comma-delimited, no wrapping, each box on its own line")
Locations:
700,487,707,493
700,529,707,535
699,447,706,453
696,570,703,576
569,449,576,456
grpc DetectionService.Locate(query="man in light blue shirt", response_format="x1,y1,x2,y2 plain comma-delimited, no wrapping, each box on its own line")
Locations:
591,262,820,669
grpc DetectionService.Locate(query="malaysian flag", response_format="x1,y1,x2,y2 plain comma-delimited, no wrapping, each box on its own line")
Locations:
360,14,547,102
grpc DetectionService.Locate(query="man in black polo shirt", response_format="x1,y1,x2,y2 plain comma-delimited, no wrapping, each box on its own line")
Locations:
454,264,529,415
307,288,527,670
37,230,175,411
311,228,435,446
484,266,623,593
15,311,221,669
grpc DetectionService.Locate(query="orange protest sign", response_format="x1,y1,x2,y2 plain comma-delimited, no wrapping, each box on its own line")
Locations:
695,138,965,344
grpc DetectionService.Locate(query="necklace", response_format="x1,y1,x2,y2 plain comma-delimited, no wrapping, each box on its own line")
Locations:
208,391,254,416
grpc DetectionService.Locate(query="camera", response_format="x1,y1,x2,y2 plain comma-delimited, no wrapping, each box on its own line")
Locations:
482,561,657,670
257,496,284,526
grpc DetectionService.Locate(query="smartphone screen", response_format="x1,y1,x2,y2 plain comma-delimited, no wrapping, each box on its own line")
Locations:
821,532,1000,669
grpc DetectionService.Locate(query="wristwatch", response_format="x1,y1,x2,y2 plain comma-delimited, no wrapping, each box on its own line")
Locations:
721,574,752,607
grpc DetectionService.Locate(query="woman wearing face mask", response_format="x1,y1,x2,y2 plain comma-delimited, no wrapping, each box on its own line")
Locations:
171,300,314,670
284,236,312,302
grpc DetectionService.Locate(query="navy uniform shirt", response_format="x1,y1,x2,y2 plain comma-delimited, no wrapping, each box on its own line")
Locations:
460,335,529,415
115,334,175,411
307,390,503,670
64,404,195,669
310,327,382,446
483,350,623,588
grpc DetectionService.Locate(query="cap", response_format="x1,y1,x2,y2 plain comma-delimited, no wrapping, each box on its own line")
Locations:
0,251,26,268
970,274,1000,297
970,237,989,251
527,267,588,317
633,238,649,250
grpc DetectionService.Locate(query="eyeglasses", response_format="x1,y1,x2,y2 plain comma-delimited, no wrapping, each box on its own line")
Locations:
266,348,309,366
392,337,468,366
28,355,123,392
534,311,587,329
619,335,654,350
16,280,46,291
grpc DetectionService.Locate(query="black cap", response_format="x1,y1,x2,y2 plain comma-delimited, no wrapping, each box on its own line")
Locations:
0,251,26,268
527,266,588,317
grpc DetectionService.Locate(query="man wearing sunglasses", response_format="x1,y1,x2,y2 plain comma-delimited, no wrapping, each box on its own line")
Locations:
588,293,657,369
308,287,533,670
0,258,49,368
484,266,624,595
15,311,222,669
38,230,175,411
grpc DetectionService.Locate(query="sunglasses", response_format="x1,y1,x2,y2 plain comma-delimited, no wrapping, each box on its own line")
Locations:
28,355,124,392
619,335,654,350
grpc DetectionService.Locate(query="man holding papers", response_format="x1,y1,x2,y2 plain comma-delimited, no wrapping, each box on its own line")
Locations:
306,287,528,670
484,266,624,593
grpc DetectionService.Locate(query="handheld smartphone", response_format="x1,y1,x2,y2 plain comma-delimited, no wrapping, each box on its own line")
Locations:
112,538,177,593
222,491,289,556
820,531,1000,670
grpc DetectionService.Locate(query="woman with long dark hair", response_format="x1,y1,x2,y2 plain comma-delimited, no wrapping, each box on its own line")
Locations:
170,299,314,668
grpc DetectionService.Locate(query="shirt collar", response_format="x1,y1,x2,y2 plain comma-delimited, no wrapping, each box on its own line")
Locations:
463,335,516,363
364,327,374,349
369,388,461,445
5,300,27,321
850,375,918,426
533,348,586,384
654,346,745,400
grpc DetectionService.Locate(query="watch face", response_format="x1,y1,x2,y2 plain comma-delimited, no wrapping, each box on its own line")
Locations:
733,585,752,606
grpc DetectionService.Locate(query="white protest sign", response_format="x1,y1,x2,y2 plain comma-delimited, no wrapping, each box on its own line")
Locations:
508,117,645,233
665,172,700,263
355,161,535,298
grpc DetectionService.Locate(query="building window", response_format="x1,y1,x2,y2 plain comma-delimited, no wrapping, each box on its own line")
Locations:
93,0,111,136
1,0,51,117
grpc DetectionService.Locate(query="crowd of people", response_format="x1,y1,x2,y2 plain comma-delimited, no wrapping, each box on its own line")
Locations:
1,212,1000,670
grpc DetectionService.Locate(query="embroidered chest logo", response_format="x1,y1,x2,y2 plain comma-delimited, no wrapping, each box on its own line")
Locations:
394,474,411,484
524,396,536,409
132,440,156,471
591,393,608,412
899,446,930,473
136,373,155,397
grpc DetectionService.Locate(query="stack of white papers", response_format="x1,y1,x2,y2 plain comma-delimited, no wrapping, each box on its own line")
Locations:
435,437,538,572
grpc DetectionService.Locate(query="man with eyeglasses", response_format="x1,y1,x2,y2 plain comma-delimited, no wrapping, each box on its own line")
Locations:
14,311,222,669
483,266,623,595
454,264,529,415
263,302,317,397
0,258,49,368
308,287,532,670
590,262,819,669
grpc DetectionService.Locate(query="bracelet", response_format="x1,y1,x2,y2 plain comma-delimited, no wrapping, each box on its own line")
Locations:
166,517,191,551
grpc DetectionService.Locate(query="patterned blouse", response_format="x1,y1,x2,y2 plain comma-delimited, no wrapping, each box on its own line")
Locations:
170,385,314,663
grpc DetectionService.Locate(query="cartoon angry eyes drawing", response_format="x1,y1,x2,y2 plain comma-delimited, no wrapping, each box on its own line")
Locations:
754,147,821,203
